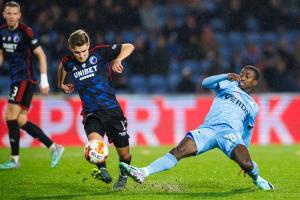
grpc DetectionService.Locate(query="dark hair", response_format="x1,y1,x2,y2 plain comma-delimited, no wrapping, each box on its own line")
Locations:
4,1,21,11
68,29,90,48
243,65,260,80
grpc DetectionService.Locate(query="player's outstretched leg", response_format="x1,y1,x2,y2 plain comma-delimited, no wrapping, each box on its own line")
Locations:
91,162,112,184
50,144,64,168
121,137,197,184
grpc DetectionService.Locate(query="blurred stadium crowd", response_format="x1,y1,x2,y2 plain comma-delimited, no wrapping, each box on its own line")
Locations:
0,0,300,94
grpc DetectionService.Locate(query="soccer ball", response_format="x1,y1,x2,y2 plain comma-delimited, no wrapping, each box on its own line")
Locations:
84,140,108,164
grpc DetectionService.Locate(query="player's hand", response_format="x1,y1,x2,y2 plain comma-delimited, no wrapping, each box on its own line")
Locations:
228,73,240,81
40,86,49,95
61,83,74,94
111,59,124,73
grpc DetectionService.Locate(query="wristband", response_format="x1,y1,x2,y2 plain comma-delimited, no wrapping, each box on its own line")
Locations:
40,74,49,88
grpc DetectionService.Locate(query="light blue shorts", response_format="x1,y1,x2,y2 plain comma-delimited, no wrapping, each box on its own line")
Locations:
186,126,245,158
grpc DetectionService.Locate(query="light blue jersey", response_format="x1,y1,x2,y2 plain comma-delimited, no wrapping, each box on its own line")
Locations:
203,79,258,134
187,74,258,157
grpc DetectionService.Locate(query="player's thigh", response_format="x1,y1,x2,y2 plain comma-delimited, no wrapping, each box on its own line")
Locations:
105,108,129,149
216,131,245,158
84,116,106,140
187,127,217,156
8,81,35,111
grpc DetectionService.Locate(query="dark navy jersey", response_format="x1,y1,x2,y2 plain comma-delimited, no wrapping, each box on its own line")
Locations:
0,23,40,83
62,44,122,113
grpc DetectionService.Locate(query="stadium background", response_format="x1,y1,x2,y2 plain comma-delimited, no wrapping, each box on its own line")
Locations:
0,0,300,146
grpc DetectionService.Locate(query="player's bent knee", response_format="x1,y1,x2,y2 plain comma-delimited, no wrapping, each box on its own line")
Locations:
17,114,28,127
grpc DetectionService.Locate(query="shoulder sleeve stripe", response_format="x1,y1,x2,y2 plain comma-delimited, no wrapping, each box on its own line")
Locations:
61,56,71,66
90,45,109,53
19,24,34,38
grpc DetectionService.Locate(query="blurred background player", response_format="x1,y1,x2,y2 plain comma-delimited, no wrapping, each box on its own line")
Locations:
121,65,274,191
0,1,64,169
57,29,134,190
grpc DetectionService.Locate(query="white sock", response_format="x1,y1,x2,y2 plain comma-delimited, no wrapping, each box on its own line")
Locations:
11,155,19,163
49,143,57,151
140,167,150,177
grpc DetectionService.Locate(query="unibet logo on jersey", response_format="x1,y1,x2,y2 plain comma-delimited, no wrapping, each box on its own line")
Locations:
73,65,98,81
3,43,17,52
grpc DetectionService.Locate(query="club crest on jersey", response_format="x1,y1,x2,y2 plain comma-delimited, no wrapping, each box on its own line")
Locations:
31,39,38,45
72,66,77,71
89,56,97,64
13,35,20,43
82,63,86,68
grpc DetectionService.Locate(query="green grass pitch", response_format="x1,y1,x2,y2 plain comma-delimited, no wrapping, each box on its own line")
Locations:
0,145,300,200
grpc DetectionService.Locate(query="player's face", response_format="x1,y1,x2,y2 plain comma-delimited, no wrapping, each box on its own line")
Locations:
70,44,89,63
238,68,258,92
3,6,21,29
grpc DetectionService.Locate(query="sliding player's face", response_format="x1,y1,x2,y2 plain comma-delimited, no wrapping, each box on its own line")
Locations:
70,43,89,63
238,68,258,92
3,6,21,29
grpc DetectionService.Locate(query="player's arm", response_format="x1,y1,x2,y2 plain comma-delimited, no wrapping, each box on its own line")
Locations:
111,43,135,73
202,73,240,89
57,62,74,94
0,49,3,66
33,46,49,95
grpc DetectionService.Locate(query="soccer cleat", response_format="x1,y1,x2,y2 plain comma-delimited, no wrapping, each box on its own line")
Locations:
253,176,275,190
0,159,20,169
113,175,128,191
51,144,64,168
119,162,145,184
91,168,112,184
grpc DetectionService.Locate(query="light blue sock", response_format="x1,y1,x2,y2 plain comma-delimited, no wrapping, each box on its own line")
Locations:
143,153,178,176
247,161,259,180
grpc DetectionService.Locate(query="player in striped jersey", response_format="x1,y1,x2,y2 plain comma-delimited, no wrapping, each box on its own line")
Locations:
58,29,134,190
0,1,64,170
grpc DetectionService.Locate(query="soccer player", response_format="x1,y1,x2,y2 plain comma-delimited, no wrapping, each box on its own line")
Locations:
121,65,275,190
57,29,134,190
0,1,64,169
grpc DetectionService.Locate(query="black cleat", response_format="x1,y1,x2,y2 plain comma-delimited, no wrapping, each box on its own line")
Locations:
113,175,128,191
91,167,112,184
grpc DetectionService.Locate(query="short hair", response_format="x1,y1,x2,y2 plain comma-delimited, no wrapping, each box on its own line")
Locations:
68,29,90,48
243,65,260,80
4,1,21,11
